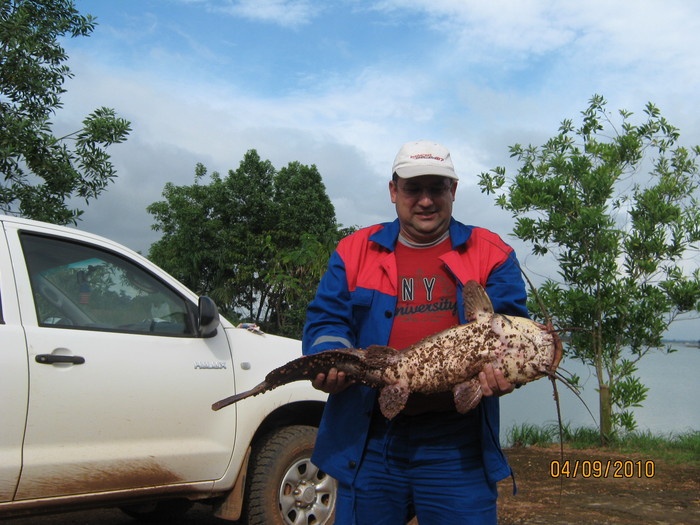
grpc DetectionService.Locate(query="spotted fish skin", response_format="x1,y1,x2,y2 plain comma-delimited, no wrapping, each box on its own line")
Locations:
212,280,562,419
369,306,561,418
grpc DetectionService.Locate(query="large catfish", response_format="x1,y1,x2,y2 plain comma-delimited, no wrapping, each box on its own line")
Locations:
212,280,563,419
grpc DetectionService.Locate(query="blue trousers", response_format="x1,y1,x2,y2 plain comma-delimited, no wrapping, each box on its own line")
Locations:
335,410,498,525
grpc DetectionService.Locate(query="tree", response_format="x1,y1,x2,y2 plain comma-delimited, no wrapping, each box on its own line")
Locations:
266,160,346,334
479,95,700,441
148,151,350,338
0,0,131,224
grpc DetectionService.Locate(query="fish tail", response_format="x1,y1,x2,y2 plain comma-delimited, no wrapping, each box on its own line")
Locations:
265,349,365,385
212,381,270,411
212,349,366,412
264,355,320,384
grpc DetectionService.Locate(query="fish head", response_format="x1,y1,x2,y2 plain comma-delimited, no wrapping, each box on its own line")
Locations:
489,315,563,383
546,323,564,373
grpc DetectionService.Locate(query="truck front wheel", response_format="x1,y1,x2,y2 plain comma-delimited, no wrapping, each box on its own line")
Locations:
244,425,336,525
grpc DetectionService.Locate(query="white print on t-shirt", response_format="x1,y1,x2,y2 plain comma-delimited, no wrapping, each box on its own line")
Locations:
401,277,437,302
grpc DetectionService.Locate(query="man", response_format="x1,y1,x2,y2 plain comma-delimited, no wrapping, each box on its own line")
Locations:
302,140,528,525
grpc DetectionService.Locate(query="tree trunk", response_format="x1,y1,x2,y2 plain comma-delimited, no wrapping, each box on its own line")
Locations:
599,384,612,445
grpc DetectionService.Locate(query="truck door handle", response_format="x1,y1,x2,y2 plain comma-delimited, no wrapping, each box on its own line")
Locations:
35,354,86,365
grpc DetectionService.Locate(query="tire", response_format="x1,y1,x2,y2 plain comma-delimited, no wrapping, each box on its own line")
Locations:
120,498,194,523
243,425,336,525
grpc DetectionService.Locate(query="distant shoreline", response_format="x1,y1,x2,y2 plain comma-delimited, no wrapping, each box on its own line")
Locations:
664,339,700,348
559,337,700,348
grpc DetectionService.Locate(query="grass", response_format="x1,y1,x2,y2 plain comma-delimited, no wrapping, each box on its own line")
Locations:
506,423,700,466
506,423,556,447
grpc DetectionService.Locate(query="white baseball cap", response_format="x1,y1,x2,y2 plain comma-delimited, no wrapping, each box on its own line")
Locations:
391,140,458,180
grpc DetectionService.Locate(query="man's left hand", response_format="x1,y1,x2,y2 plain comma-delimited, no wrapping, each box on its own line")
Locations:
478,364,515,397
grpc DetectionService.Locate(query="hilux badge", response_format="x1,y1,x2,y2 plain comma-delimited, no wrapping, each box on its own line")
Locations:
194,361,227,370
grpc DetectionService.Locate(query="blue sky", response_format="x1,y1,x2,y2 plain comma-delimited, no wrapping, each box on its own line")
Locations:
59,0,700,338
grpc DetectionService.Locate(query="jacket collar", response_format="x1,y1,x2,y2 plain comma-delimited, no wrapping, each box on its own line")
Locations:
369,218,473,252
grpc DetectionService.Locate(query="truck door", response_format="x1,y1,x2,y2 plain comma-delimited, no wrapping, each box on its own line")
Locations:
0,226,28,502
9,230,237,500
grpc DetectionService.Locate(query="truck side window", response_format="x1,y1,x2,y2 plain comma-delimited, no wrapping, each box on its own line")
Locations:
20,233,195,336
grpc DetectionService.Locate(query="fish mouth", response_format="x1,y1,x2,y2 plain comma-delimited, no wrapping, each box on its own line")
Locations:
548,331,564,372
535,323,564,373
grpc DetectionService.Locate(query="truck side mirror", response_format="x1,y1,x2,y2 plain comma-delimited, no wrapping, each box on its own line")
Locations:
198,296,220,338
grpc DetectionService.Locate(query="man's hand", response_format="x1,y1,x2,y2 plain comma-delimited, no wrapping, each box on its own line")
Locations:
312,368,354,394
478,364,515,397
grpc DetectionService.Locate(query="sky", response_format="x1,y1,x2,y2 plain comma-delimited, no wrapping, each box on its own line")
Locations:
55,0,700,339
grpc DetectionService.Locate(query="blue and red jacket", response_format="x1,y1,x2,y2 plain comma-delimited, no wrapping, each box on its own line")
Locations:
302,218,528,486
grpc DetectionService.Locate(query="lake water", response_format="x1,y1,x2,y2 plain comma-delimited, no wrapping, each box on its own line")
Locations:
499,343,700,440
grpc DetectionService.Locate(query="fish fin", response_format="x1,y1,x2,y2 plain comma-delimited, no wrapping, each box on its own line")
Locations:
378,382,410,420
452,378,483,413
364,345,400,368
463,280,494,321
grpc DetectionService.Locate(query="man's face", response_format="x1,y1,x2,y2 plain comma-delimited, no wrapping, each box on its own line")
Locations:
389,175,457,244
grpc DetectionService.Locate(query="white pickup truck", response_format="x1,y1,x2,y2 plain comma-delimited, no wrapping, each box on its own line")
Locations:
0,215,334,524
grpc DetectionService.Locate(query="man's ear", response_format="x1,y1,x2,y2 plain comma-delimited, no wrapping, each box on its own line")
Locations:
389,179,398,203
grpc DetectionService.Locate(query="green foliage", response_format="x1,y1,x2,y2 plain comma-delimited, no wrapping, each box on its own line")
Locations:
557,424,601,447
617,430,700,465
507,423,556,447
148,151,351,338
0,0,131,224
508,424,700,464
480,95,700,441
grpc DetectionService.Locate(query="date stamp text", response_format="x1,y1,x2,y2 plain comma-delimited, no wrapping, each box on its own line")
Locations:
549,459,656,479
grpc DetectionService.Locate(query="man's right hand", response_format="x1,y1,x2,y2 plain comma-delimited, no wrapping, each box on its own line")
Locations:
312,368,354,394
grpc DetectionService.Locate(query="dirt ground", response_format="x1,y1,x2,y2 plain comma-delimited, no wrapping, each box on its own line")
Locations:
495,446,700,525
9,447,698,525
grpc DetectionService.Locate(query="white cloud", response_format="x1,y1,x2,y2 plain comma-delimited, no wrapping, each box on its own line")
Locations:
208,0,319,28
371,0,700,87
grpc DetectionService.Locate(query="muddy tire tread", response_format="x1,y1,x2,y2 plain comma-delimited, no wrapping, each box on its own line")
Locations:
243,425,323,525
